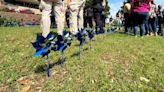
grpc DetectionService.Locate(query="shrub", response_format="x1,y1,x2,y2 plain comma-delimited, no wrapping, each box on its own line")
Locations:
0,16,20,27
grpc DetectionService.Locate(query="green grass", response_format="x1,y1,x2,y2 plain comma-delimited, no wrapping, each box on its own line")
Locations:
0,26,164,92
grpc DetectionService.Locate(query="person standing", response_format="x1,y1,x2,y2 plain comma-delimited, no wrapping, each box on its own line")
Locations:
123,0,131,34
38,0,69,39
93,0,106,34
69,0,86,35
116,10,123,30
148,1,158,36
157,5,164,36
85,7,93,28
131,0,152,37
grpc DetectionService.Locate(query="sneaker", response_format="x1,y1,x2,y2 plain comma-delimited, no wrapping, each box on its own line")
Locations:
150,32,154,36
154,32,158,36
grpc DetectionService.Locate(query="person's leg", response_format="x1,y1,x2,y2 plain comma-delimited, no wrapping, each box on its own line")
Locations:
140,12,149,36
66,15,70,28
78,5,84,30
132,12,139,36
140,23,145,36
161,23,164,36
40,0,52,38
94,12,102,33
69,4,79,35
84,16,88,28
145,18,149,35
149,18,153,35
99,12,104,33
157,16,162,35
153,16,158,36
88,16,93,28
124,13,128,33
54,4,66,35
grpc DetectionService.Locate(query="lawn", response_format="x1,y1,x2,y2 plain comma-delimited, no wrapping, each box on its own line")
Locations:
0,26,164,92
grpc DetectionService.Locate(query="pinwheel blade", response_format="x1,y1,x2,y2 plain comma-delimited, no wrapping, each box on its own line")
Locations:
59,44,65,52
32,49,48,57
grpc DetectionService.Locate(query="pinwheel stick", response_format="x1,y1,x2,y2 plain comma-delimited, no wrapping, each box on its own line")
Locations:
61,51,65,65
46,55,50,77
78,45,82,60
90,39,92,49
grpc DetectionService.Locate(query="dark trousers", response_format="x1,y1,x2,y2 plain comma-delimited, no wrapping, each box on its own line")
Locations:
66,15,70,28
161,23,164,36
84,16,87,28
94,12,103,33
132,12,149,36
145,19,149,34
149,16,158,33
158,16,164,36
124,13,131,33
84,16,93,28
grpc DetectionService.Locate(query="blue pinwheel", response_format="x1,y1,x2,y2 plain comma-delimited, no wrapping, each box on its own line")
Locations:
32,31,72,77
32,33,55,77
86,28,95,49
76,29,87,60
32,33,54,57
56,30,72,64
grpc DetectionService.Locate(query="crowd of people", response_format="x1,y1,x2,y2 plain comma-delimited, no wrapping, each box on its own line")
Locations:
36,0,164,40
38,0,107,41
123,0,164,37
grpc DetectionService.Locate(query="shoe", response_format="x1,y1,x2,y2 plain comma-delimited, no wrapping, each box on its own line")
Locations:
146,34,150,36
154,32,158,36
150,32,154,36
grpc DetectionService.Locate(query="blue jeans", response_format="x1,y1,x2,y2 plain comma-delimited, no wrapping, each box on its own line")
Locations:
132,12,149,36
149,16,158,33
145,19,149,34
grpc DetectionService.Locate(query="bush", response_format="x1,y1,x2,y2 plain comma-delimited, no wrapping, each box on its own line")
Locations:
0,6,10,12
0,16,20,27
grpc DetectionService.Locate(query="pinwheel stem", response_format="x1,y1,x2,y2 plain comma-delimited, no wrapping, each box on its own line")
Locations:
61,51,65,65
46,55,50,77
90,39,92,49
78,45,82,60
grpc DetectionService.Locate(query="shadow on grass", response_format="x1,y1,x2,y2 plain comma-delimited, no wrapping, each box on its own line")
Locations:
74,41,89,47
34,58,65,73
70,47,89,58
116,31,134,36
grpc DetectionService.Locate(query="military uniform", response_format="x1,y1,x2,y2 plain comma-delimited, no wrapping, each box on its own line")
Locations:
39,0,68,38
93,0,106,33
84,7,93,28
69,0,86,35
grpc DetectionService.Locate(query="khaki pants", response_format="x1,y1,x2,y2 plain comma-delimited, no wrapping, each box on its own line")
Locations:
69,0,86,35
39,0,66,37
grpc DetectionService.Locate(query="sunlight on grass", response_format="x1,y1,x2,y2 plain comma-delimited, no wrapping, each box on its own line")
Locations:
0,26,164,92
